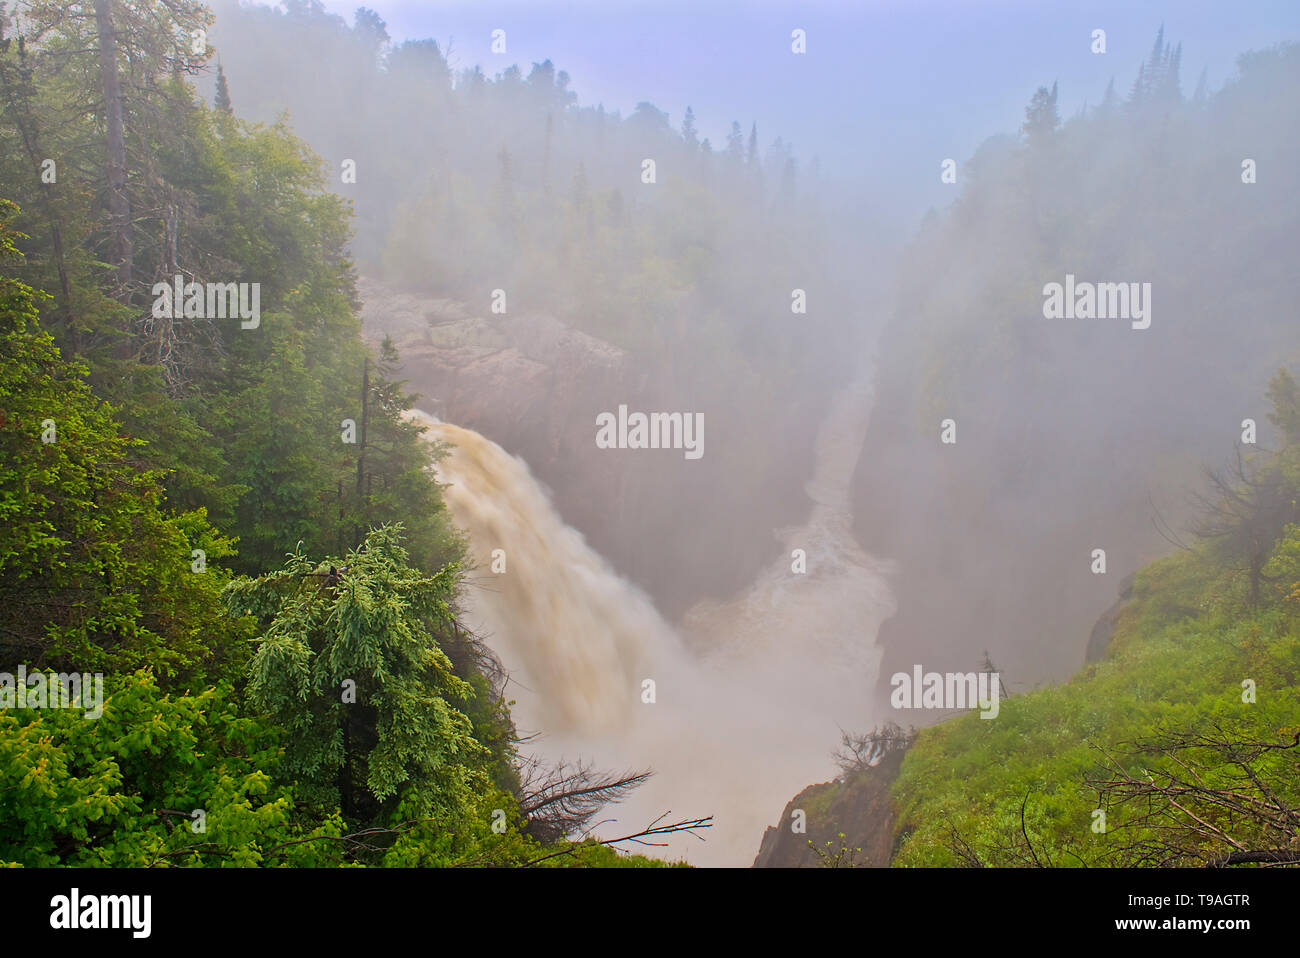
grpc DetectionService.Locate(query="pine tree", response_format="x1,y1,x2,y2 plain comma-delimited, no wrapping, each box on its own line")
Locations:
1147,23,1167,86
1022,81,1060,142
1165,42,1183,101
233,525,486,827
726,120,744,162
1100,76,1118,110
1129,26,1183,106
92,0,132,304
0,206,241,677
18,0,212,344
1129,62,1147,103
681,105,698,150
215,62,232,114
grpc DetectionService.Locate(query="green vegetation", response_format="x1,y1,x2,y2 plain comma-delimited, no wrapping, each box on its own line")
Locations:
208,0,873,609
891,371,1300,867
3,2,1295,872
855,36,1300,695
0,0,677,868
0,218,243,679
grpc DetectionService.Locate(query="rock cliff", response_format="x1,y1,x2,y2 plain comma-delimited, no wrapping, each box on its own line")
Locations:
752,748,906,868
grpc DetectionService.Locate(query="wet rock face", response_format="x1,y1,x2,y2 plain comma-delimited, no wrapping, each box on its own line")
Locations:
752,748,906,868
358,278,623,452
358,278,626,564
356,279,813,620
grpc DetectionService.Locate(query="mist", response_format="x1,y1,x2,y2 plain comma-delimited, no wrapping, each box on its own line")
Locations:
193,0,1300,864
4,0,1293,877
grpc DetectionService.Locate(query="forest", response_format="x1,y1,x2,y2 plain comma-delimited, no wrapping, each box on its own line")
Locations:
0,0,701,866
0,0,1296,875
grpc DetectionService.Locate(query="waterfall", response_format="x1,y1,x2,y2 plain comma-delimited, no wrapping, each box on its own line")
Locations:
410,374,894,865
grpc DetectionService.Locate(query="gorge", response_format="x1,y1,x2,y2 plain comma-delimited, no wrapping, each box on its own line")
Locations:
386,302,894,865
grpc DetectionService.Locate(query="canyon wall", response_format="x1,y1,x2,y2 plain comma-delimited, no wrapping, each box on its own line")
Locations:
358,278,821,620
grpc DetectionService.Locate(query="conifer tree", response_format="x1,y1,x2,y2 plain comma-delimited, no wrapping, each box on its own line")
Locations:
726,120,744,162
0,203,240,677
1022,81,1060,141
215,61,232,114
681,105,698,149
232,525,485,827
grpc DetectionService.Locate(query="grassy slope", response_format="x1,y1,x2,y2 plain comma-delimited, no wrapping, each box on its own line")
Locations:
890,537,1300,867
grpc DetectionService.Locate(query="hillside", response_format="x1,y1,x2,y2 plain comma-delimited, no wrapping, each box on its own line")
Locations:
758,372,1300,866
852,38,1300,702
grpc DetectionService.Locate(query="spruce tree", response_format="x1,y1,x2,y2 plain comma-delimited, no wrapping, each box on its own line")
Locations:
1022,81,1060,141
0,205,240,678
681,105,698,149
215,62,232,114
233,525,485,828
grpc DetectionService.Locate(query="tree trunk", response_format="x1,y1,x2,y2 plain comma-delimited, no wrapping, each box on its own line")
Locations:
354,357,369,547
10,96,73,329
356,356,369,497
93,0,132,311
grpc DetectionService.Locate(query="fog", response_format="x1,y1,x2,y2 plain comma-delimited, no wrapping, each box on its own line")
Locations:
204,1,1300,862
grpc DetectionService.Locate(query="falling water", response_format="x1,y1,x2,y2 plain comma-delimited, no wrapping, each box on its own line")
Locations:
410,372,894,866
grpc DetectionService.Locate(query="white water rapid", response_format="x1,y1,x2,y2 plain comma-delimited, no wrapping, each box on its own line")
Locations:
411,372,894,865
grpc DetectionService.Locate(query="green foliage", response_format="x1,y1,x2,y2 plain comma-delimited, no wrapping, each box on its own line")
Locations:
809,835,866,868
892,577,1300,866
891,430,1300,866
0,3,684,869
0,218,244,678
230,525,485,828
1021,81,1059,141
0,669,344,867
1264,524,1300,608
211,0,864,603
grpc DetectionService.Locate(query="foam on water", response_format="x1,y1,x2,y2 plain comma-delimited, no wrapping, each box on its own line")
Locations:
410,373,894,865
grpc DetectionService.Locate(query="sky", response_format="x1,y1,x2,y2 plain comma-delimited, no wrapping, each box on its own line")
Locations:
312,0,1300,227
